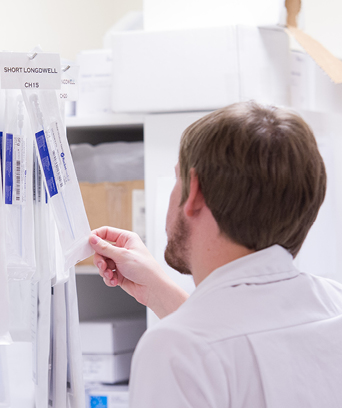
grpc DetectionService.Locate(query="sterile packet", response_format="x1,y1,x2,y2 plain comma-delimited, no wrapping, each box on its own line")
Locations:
0,90,5,178
8,279,32,342
0,157,11,345
0,347,10,408
22,89,94,272
49,283,68,408
33,149,58,282
3,90,35,280
65,267,85,408
32,278,52,408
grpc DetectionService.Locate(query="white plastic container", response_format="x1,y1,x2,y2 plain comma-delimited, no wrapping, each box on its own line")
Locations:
290,50,342,114
111,25,290,113
143,0,286,31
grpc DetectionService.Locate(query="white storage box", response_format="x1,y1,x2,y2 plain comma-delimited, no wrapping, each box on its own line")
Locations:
76,49,113,117
290,50,342,114
83,353,133,384
87,385,129,408
143,0,286,31
80,317,146,355
111,25,290,113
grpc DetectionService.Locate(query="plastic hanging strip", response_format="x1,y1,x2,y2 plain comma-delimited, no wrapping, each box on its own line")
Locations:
3,90,35,280
0,138,11,345
22,89,94,271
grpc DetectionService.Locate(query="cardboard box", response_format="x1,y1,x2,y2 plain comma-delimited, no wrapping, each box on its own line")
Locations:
290,50,342,113
81,317,146,383
87,385,129,408
80,318,146,355
143,0,286,31
83,353,133,384
111,25,290,113
79,180,144,265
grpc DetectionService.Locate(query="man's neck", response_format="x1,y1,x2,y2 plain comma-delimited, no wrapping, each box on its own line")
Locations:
191,233,255,286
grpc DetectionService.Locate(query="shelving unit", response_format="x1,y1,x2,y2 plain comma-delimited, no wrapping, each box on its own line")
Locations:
66,113,144,128
66,114,146,324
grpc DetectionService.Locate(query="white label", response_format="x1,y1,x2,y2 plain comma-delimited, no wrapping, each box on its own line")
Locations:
60,65,79,102
46,121,70,190
13,135,27,204
0,52,61,89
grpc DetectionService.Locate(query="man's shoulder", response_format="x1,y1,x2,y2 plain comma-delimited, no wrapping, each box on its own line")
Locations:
143,271,342,346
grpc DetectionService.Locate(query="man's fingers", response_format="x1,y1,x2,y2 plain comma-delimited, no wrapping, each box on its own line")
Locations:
91,227,133,247
93,253,116,272
103,271,119,287
89,234,123,262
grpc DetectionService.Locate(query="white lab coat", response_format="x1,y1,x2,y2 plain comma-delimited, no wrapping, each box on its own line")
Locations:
129,245,342,407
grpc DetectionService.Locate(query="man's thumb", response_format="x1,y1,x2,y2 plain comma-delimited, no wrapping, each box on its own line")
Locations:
89,234,121,260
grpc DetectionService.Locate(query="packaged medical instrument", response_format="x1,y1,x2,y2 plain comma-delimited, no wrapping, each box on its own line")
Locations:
0,160,11,345
32,279,51,408
66,267,85,408
59,64,79,120
23,89,94,271
8,280,32,341
49,284,67,408
0,347,10,408
0,90,5,174
33,151,55,282
3,90,35,280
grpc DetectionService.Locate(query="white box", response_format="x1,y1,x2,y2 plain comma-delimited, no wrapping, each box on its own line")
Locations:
83,353,132,384
290,50,342,114
80,317,146,355
111,26,290,113
143,0,286,31
76,49,113,117
87,384,129,408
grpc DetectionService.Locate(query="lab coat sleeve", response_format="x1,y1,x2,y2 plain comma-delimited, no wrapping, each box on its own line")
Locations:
129,325,229,408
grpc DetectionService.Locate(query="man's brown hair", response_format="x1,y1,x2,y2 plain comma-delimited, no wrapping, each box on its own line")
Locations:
179,101,326,257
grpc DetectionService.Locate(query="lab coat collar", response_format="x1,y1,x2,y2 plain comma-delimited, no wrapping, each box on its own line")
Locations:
191,245,298,300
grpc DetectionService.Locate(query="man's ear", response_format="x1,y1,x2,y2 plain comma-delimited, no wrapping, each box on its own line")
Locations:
183,168,205,217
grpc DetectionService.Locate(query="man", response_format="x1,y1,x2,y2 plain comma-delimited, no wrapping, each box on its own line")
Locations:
89,101,342,407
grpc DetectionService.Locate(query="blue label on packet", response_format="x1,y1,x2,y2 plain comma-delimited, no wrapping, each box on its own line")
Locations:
5,133,13,204
90,396,108,408
35,130,58,198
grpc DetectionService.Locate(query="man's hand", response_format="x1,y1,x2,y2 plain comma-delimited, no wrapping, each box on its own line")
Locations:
89,227,189,319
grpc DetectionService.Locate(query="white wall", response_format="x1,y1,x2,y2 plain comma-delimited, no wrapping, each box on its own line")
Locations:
300,0,342,59
0,1,340,61
0,0,143,61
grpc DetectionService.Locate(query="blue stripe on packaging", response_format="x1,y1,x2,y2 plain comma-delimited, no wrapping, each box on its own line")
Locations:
35,130,58,198
5,133,13,204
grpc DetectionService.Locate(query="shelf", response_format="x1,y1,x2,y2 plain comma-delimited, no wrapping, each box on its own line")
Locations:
66,113,144,128
76,265,99,275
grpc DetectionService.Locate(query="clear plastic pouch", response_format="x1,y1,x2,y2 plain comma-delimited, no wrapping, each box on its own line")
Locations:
22,89,94,272
0,157,11,345
3,90,35,280
0,347,10,408
49,283,67,408
8,280,32,342
33,150,58,283
32,278,52,408
0,90,5,179
66,267,85,408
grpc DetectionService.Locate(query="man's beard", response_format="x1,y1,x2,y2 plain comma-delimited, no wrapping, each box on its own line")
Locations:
164,210,192,275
